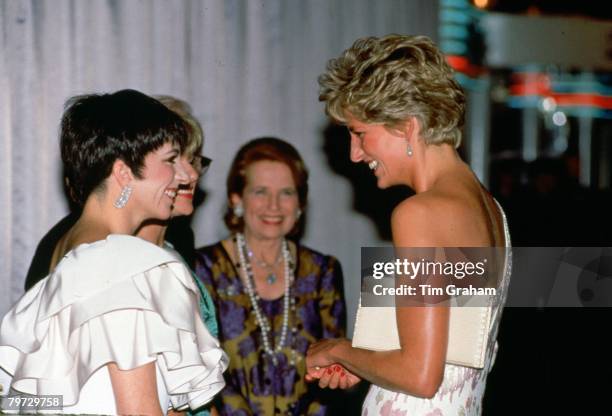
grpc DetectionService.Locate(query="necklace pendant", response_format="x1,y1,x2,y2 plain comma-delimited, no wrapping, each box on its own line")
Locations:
266,273,277,285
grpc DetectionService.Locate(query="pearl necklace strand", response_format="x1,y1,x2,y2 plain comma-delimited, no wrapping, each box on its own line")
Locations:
236,233,295,365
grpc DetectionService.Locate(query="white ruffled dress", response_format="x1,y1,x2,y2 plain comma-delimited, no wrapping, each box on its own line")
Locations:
0,235,228,415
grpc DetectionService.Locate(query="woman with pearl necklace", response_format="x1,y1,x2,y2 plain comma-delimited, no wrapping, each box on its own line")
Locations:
194,137,347,415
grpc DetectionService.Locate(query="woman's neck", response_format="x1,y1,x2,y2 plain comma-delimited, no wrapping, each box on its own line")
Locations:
72,192,140,241
411,144,466,193
136,222,166,247
242,230,284,264
51,203,120,267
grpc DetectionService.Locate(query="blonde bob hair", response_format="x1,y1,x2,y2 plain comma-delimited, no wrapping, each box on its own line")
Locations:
155,95,204,157
318,34,465,147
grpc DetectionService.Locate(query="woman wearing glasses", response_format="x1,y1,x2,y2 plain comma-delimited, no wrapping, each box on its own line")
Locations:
136,99,221,414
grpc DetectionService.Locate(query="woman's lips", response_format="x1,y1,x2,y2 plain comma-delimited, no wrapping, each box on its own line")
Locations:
260,216,283,225
177,189,194,199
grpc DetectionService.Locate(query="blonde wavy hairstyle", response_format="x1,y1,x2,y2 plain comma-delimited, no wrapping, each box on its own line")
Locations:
318,34,465,147
155,95,204,157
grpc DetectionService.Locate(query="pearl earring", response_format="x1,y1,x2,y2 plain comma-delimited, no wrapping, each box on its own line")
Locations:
233,203,244,218
407,143,413,157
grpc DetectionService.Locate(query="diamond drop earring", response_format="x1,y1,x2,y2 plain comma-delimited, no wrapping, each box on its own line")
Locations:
113,185,132,209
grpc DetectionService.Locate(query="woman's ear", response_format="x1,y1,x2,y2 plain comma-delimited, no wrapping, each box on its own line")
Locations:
111,160,134,188
399,117,420,141
229,193,242,208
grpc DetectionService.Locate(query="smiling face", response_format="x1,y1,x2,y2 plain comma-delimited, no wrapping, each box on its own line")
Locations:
171,153,200,216
231,160,299,242
130,142,184,221
346,114,411,189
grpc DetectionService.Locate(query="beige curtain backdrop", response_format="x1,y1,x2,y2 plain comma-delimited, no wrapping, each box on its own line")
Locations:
0,0,438,331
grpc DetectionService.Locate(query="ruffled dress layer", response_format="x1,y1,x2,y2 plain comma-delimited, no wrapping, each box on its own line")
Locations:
0,235,228,415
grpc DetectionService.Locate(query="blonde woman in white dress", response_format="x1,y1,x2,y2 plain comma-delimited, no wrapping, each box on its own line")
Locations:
0,90,227,415
306,35,511,415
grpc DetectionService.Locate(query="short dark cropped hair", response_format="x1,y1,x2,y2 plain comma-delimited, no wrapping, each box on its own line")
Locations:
224,137,309,236
60,89,188,205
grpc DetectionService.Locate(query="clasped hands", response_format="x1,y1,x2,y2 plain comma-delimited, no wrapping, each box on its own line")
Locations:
305,338,361,390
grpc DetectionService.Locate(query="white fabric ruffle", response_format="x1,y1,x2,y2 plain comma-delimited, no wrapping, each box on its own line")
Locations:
0,235,228,412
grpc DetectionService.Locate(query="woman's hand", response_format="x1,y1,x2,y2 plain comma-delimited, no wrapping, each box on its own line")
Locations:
306,339,360,389
306,364,361,389
306,338,348,368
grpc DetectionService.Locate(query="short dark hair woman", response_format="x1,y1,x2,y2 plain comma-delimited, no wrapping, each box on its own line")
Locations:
0,89,228,415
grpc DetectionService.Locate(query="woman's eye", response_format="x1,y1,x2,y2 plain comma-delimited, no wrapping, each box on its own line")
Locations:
281,189,297,196
351,130,365,140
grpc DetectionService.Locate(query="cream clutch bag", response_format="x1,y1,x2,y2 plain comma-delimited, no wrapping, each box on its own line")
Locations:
352,302,492,369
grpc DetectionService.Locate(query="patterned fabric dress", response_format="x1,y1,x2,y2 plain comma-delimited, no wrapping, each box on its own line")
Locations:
361,203,512,416
195,242,347,415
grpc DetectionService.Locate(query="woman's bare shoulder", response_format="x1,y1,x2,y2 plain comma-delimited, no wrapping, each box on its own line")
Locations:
391,194,440,246
391,191,483,246
392,191,463,225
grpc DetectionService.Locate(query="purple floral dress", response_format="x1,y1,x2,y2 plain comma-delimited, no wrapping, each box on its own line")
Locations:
194,242,347,415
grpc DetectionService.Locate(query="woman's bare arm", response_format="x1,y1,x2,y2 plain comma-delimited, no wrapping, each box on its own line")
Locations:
307,198,450,398
108,361,163,416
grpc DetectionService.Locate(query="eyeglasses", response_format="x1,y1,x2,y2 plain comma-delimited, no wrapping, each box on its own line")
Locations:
190,155,212,174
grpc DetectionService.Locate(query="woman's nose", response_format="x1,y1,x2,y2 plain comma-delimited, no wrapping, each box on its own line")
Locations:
350,135,365,163
174,158,191,184
267,194,280,210
185,159,199,182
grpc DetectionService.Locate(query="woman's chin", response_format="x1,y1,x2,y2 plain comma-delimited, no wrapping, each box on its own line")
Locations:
172,203,194,217
376,177,391,189
156,206,173,221
247,228,290,241
376,174,404,189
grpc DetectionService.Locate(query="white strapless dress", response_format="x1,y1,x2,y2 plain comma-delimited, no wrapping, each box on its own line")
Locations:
361,204,512,416
0,235,228,414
